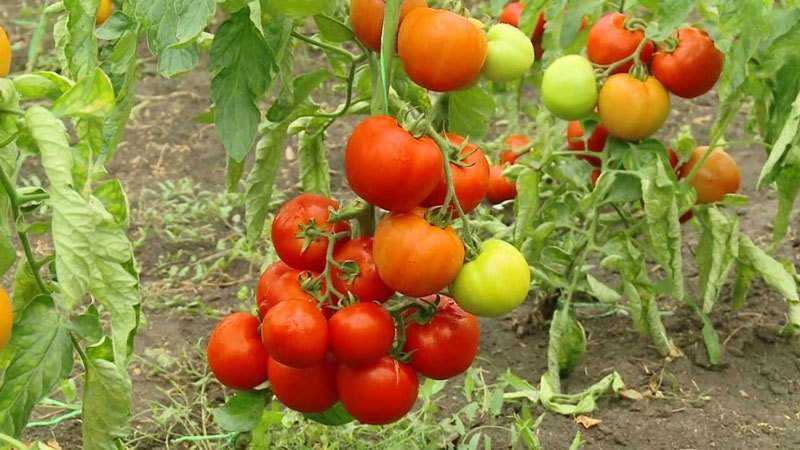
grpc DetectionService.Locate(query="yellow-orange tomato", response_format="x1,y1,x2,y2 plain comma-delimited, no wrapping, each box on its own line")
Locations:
96,0,113,26
398,8,487,92
350,0,428,52
679,146,741,204
373,210,464,297
0,287,11,350
0,26,11,77
598,74,670,141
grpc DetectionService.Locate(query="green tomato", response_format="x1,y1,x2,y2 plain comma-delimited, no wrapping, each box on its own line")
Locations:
451,239,531,317
541,55,598,120
264,0,327,17
482,24,535,83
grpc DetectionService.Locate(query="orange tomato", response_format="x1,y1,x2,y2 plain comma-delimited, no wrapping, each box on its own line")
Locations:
501,134,529,164
350,0,428,52
0,287,12,350
679,146,741,204
373,210,464,297
398,8,487,92
598,74,670,140
0,26,11,77
96,0,113,26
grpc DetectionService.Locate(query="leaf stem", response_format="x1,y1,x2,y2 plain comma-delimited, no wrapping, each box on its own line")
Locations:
0,433,29,450
290,31,357,61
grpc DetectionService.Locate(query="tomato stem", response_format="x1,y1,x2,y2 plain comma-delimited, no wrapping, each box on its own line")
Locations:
291,31,358,62
594,36,651,79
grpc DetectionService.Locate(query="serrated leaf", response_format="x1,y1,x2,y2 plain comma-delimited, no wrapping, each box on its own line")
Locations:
245,124,287,242
757,90,800,188
12,72,74,101
641,165,684,301
63,0,100,79
645,0,693,41
314,15,354,43
447,86,496,139
695,208,739,314
81,338,132,450
298,129,330,196
52,68,115,118
739,235,799,302
213,390,266,432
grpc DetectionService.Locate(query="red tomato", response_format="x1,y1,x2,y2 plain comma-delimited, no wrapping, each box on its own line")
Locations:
652,27,724,99
423,134,490,214
678,146,741,204
207,313,269,390
398,8,488,92
567,121,609,167
501,134,529,164
256,261,295,315
337,357,419,424
680,210,694,223
404,296,479,379
350,0,428,52
346,116,443,212
269,357,338,413
374,210,465,297
486,164,517,204
498,2,546,59
331,238,395,303
257,268,318,318
271,194,349,271
262,300,328,368
329,302,395,366
667,148,679,170
587,13,654,74
591,169,601,186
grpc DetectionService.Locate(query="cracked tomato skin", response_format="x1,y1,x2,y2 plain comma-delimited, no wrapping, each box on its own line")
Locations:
271,194,349,272
652,27,724,99
331,238,395,303
329,302,395,366
486,164,517,204
262,299,328,368
0,26,11,77
567,121,609,167
501,134,529,164
269,357,338,413
337,357,419,425
350,0,428,52
207,313,270,390
678,146,741,204
587,13,654,74
404,296,479,379
346,116,443,212
374,209,465,297
398,7,487,92
423,134,490,214
598,74,670,141
0,288,12,351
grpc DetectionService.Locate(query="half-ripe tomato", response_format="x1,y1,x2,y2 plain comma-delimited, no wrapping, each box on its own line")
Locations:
404,296,479,379
587,13,654,74
483,23,535,82
598,74,670,141
207,313,269,390
0,287,12,350
331,238,395,303
96,0,113,26
423,134,490,214
498,2,546,59
269,357,338,413
337,357,419,425
346,116,443,212
542,55,598,121
374,210,465,297
652,27,723,99
272,194,349,272
398,7,487,92
0,26,11,77
487,165,517,204
329,302,395,366
256,267,320,318
350,0,428,52
501,134,529,164
678,146,741,204
567,121,609,167
262,299,328,368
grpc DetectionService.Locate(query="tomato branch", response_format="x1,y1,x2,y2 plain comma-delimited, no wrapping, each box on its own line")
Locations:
290,31,359,62
593,36,651,79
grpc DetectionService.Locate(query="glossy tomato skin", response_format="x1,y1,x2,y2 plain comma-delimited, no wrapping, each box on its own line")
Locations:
587,13,654,74
207,313,270,390
256,268,319,318
398,8,488,92
404,296,479,379
567,122,609,167
486,164,517,204
501,134,529,164
262,299,328,368
542,55,598,120
337,357,419,425
329,302,395,366
269,357,338,413
374,210,465,297
423,134,490,214
96,0,113,26
346,116,443,212
0,288,12,350
679,146,741,204
652,27,723,99
350,0,428,52
256,261,294,315
0,26,11,77
452,239,531,317
272,194,349,272
598,74,670,141
331,238,394,303
483,24,535,82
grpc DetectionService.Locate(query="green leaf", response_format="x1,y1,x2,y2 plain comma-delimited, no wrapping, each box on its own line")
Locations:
245,123,287,243
298,128,330,196
70,305,104,345
213,390,266,432
94,179,130,226
63,0,100,79
226,157,246,193
757,90,800,188
586,274,621,304
0,147,16,279
447,86,496,139
695,207,739,314
314,15,354,43
513,169,540,247
641,165,684,301
81,338,132,450
739,235,799,302
52,68,115,119
0,296,73,436
644,0,694,41
267,70,327,124
304,402,354,426
95,11,133,40
558,314,586,377
773,166,800,245
12,72,74,101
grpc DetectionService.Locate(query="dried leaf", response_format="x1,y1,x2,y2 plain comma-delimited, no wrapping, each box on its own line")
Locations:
574,415,602,429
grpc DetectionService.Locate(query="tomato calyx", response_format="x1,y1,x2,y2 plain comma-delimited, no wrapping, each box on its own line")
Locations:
385,298,439,362
656,35,680,54
622,17,648,32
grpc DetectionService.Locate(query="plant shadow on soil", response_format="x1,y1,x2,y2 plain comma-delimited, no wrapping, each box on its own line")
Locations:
2,3,798,448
